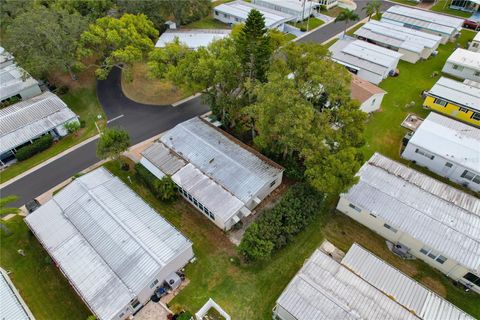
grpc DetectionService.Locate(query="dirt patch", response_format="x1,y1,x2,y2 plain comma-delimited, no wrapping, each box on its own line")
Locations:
48,57,98,89
421,276,447,297
121,63,191,105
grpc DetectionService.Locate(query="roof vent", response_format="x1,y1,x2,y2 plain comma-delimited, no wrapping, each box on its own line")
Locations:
209,158,214,164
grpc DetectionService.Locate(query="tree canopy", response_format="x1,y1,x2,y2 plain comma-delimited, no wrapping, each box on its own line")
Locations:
77,13,158,79
96,127,130,161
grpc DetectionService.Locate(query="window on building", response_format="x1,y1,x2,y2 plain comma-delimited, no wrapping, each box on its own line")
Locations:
131,299,141,309
369,213,377,218
463,272,480,286
223,13,228,18
433,98,447,107
270,180,276,187
150,279,159,289
475,71,480,77
383,223,398,233
209,212,215,220
214,10,219,15
348,203,361,213
415,148,435,160
436,255,447,264
461,170,476,181
420,247,429,255
188,194,193,201
471,112,480,121
119,313,125,318
420,246,445,263
193,199,198,206
473,175,480,184
474,43,479,48
445,162,453,168
371,98,376,106
459,107,469,113
452,64,464,71
199,203,204,210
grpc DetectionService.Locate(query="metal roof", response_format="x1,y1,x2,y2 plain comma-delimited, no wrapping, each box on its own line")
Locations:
0,63,39,101
0,92,78,154
446,48,480,71
409,112,480,172
382,5,463,35
343,153,480,272
142,142,186,176
214,0,294,28
474,32,480,42
330,39,402,76
428,76,480,111
25,168,192,320
276,248,419,320
0,46,14,65
253,0,319,13
355,20,441,53
155,29,231,49
343,244,475,320
161,117,283,204
0,268,34,320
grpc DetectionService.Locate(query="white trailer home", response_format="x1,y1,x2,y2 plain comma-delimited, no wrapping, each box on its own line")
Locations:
140,117,284,231
381,5,464,44
337,153,480,293
354,20,442,63
0,62,41,102
350,74,386,113
0,268,35,320
442,48,480,82
273,243,475,320
25,168,194,320
252,0,319,22
329,38,403,85
155,29,231,50
469,32,480,52
402,112,480,192
213,0,294,31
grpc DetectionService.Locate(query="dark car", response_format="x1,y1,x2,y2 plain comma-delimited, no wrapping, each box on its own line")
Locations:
25,199,40,213
463,19,480,30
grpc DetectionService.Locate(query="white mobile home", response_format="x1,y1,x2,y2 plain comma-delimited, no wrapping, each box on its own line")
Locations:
317,0,338,9
213,0,294,31
337,153,480,293
350,74,386,113
0,46,14,69
0,268,35,320
252,0,319,22
25,168,194,320
442,48,480,82
469,32,480,52
273,243,475,320
140,117,284,231
0,62,41,102
329,38,403,85
0,92,79,166
155,29,231,50
354,20,442,63
402,112,480,192
381,5,464,44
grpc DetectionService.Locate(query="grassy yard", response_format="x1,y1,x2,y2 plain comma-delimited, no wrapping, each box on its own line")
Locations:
389,0,420,6
0,216,91,320
323,6,344,17
105,158,480,319
121,63,193,105
289,17,324,30
0,85,104,184
184,1,232,30
431,0,474,18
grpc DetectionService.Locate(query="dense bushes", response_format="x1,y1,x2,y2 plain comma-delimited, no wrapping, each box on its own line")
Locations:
15,135,53,161
135,163,178,202
239,183,325,261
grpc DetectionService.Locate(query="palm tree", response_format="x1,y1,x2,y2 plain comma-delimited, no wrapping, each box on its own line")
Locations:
362,0,382,21
0,196,19,217
335,9,360,38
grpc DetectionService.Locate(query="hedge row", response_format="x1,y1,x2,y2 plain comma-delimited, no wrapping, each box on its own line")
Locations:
135,163,178,202
16,135,54,161
239,183,325,261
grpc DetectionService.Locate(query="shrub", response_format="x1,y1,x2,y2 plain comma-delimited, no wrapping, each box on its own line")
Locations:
300,26,307,32
64,120,81,134
135,163,178,202
320,4,327,11
79,119,86,128
15,135,53,161
238,183,324,261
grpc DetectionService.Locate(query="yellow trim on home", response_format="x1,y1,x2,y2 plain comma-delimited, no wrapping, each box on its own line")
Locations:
423,95,480,127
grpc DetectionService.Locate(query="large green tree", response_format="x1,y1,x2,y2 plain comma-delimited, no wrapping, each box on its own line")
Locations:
77,13,158,80
0,0,33,26
4,5,88,79
147,38,191,79
362,0,382,21
160,0,211,25
96,127,130,162
335,9,359,38
116,0,166,29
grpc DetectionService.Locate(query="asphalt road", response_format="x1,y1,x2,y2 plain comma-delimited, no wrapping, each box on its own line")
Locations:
1,68,208,207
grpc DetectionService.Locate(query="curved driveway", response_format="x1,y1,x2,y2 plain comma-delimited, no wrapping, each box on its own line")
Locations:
2,68,208,207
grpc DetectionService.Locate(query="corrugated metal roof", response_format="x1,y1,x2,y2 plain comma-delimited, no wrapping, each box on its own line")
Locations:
355,20,441,53
155,29,231,49
254,0,319,13
276,249,419,320
408,112,480,172
0,92,78,154
161,117,283,204
446,48,480,70
343,244,475,320
214,0,294,28
382,6,463,35
142,142,186,175
172,163,244,222
343,153,480,272
25,168,193,320
0,268,34,320
428,76,480,111
0,63,39,100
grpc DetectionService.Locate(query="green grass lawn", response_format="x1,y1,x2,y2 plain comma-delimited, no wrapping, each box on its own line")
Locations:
0,87,105,184
431,0,474,18
289,17,324,30
389,0,420,6
0,216,91,320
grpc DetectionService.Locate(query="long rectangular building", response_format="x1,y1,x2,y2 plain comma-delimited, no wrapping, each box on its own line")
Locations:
25,168,194,320
329,38,403,84
155,29,231,50
354,20,442,63
0,62,41,102
337,153,480,294
402,112,480,192
251,0,319,21
442,48,480,82
381,5,463,44
424,76,480,127
274,243,475,320
141,117,284,231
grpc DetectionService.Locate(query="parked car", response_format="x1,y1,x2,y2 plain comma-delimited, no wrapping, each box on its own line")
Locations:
463,19,480,30
25,199,40,213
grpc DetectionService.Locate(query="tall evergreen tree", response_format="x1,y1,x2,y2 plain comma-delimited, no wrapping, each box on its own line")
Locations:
235,9,272,83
